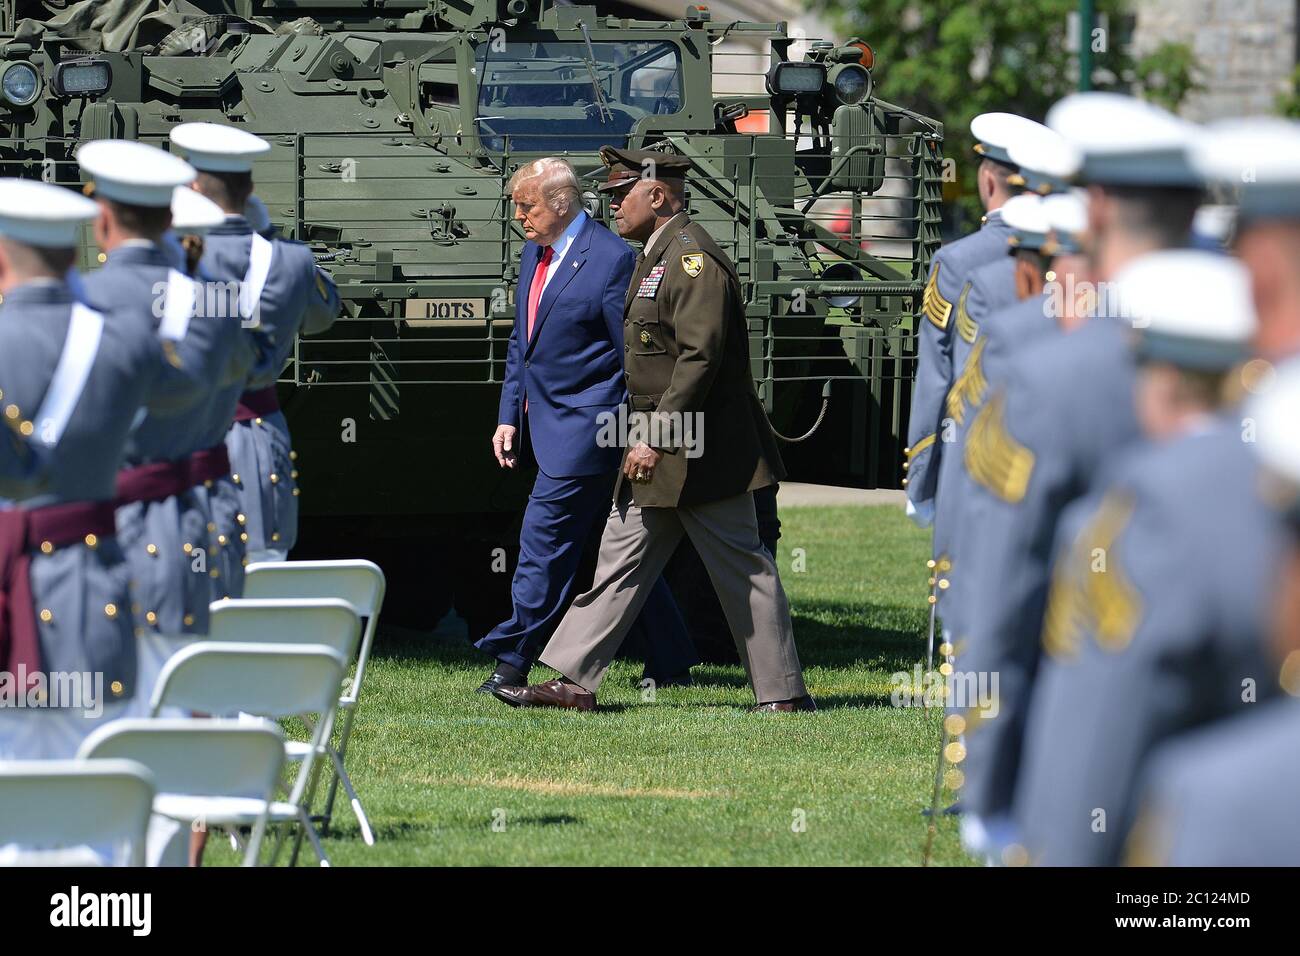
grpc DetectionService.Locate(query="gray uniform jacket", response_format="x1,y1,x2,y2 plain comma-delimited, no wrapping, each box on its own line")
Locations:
942,293,1059,639
906,210,1012,511
202,216,339,557
81,242,251,635
1014,422,1284,865
955,314,1141,821
0,279,156,701
931,254,1017,570
1130,699,1300,866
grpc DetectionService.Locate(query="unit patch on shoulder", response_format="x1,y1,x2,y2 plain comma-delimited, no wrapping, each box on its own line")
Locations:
315,271,331,302
955,283,979,344
923,262,953,330
635,263,667,298
963,390,1035,504
681,253,703,278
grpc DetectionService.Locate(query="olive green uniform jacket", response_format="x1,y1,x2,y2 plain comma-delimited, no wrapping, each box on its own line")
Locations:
623,213,784,508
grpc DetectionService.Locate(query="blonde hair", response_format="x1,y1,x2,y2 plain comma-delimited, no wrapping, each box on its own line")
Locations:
508,157,580,215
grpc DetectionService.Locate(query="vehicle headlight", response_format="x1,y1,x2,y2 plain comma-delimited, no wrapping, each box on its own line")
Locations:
829,63,871,106
766,61,826,97
1,62,42,108
54,60,111,97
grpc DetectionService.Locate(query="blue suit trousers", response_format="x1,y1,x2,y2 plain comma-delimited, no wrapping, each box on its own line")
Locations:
475,468,697,679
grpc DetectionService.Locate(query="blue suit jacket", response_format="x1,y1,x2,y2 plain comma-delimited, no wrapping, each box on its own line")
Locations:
498,216,635,478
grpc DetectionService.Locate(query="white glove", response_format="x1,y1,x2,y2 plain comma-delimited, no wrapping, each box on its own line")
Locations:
906,497,935,528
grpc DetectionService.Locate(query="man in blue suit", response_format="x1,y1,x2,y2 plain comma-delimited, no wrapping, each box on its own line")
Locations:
477,157,697,695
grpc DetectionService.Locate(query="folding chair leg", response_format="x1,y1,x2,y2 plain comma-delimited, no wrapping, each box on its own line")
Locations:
268,821,289,867
329,748,374,845
297,805,331,867
320,707,357,835
244,813,272,868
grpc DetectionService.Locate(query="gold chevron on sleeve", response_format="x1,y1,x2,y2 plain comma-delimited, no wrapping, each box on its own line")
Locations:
906,432,936,461
963,391,1035,504
955,282,979,343
1042,492,1141,658
946,336,988,426
922,262,952,329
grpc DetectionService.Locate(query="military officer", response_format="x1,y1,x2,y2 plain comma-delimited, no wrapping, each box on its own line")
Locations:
1010,251,1280,866
904,112,1042,530
0,180,155,760
495,148,812,712
953,93,1204,858
169,122,341,566
76,140,253,717
1124,364,1300,867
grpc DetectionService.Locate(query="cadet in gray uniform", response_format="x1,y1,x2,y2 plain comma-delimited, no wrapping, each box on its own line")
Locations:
903,113,1039,528
1119,117,1300,867
76,141,252,717
954,94,1204,858
0,180,155,760
1012,251,1280,866
170,122,340,564
941,193,1081,658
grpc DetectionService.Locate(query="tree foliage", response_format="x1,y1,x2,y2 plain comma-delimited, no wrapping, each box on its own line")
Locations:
813,0,1200,221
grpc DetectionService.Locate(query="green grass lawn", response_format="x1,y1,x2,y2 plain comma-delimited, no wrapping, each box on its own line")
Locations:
230,505,972,866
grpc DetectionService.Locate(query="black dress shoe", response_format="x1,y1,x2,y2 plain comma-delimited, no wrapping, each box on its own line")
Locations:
749,695,818,713
476,667,526,695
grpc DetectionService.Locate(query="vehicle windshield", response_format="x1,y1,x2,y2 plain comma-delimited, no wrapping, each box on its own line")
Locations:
475,40,682,153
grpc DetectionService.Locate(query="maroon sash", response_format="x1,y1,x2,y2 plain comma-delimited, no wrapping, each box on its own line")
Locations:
189,443,231,486
234,386,279,422
0,500,118,691
114,458,193,507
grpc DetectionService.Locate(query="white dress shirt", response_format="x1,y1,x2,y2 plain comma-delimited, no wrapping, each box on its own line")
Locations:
538,210,588,295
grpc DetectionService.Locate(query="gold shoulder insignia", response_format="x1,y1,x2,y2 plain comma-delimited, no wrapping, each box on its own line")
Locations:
681,253,703,278
963,391,1034,504
315,271,331,302
946,336,987,426
161,339,184,370
1043,492,1141,658
922,262,952,329
955,283,978,344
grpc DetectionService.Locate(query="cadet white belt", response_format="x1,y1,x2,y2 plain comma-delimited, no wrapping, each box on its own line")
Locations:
34,302,104,447
239,232,275,324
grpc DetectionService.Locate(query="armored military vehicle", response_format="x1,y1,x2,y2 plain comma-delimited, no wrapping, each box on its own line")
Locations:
0,0,943,632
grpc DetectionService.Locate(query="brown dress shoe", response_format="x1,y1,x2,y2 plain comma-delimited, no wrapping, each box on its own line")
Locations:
493,678,596,711
749,695,817,713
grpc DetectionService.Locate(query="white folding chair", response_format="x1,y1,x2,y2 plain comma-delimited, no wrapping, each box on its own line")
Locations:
77,719,286,867
221,573,382,844
0,759,155,866
151,642,346,866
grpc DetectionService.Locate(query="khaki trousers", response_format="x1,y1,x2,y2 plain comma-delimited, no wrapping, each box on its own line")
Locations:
539,487,807,704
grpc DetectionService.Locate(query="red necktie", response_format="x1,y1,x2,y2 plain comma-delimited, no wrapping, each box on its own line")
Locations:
524,245,553,415
527,245,554,342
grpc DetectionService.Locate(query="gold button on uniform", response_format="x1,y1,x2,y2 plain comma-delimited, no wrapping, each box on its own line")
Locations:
183,614,195,627
236,513,246,525
232,473,241,484
104,603,118,618
271,532,281,542
289,451,297,461
254,417,263,425
146,543,158,556
207,522,217,533
269,473,279,484
145,611,157,625
39,609,52,623
110,680,124,696
183,542,193,554
218,535,227,545
39,541,53,555
84,533,97,549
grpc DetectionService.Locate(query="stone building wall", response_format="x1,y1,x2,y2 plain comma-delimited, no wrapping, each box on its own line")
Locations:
1133,0,1297,119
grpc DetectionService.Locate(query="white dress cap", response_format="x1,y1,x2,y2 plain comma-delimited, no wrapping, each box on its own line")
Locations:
1192,117,1300,222
1112,249,1255,369
1000,193,1051,250
76,140,195,208
1047,93,1200,188
170,185,225,233
0,178,99,247
970,112,1049,166
1006,124,1081,194
169,122,271,173
1041,190,1088,254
